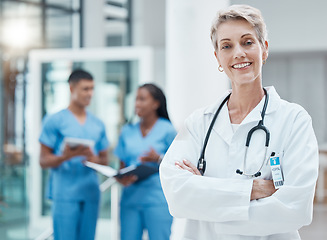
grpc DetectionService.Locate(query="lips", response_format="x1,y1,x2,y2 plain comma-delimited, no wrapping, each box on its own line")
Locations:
232,62,251,69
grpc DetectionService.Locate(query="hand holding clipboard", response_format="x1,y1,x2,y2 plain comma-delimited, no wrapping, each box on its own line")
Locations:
84,161,158,185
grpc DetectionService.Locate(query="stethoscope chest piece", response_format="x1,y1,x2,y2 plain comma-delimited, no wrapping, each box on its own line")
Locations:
197,158,206,176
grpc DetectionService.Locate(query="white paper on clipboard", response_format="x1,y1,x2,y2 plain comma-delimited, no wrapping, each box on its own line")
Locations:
84,161,118,177
84,161,158,182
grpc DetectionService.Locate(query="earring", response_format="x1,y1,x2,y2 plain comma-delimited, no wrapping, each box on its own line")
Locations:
218,65,224,72
263,59,266,65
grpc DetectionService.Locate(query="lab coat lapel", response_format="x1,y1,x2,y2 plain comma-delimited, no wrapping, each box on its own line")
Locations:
204,87,280,146
204,91,233,146
211,104,262,146
211,103,234,146
242,86,281,125
213,104,234,145
241,100,263,126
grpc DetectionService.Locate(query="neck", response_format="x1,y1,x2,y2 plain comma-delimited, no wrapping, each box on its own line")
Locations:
140,113,159,127
228,84,265,124
68,102,86,117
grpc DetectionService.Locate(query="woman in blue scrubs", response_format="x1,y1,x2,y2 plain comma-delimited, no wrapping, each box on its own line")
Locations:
114,83,176,240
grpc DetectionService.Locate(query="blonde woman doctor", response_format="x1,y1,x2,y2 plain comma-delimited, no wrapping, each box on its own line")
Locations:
159,4,319,240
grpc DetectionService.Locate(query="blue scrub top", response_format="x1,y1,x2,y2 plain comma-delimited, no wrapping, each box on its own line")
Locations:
114,118,176,207
39,109,109,202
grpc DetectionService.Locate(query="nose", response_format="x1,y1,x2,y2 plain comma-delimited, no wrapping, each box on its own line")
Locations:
233,43,246,59
135,99,141,108
88,88,94,97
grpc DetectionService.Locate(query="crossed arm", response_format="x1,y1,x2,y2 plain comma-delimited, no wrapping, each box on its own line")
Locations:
175,159,277,200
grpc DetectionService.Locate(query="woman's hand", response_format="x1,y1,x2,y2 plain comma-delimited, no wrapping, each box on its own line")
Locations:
175,159,277,200
115,175,138,186
115,161,138,186
251,179,277,200
177,160,277,200
140,148,160,163
175,159,201,175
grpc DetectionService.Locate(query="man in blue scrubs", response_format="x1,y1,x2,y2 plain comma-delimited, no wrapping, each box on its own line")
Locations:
39,69,109,240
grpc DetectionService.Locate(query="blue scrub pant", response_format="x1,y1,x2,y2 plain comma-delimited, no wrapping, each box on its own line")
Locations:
120,204,173,240
52,200,99,240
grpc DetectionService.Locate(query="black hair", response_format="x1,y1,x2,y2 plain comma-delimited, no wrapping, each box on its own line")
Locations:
68,69,93,84
139,83,170,121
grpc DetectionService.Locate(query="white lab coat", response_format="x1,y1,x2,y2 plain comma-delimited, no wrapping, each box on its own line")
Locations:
159,86,319,240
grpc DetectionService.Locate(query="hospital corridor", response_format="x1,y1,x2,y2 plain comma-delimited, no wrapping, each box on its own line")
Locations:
1,0,327,239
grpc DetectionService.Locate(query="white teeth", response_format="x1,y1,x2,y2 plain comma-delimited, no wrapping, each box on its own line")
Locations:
233,63,251,69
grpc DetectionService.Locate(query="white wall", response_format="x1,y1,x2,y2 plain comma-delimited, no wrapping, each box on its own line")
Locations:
263,52,327,143
132,0,166,87
231,0,327,52
166,0,230,129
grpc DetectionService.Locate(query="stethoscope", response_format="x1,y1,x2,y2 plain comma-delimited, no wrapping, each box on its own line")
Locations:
197,88,270,178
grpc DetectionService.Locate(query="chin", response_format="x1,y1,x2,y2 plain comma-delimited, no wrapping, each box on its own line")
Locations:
234,76,258,85
83,102,91,107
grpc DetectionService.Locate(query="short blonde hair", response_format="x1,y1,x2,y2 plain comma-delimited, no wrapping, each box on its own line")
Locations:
210,5,268,51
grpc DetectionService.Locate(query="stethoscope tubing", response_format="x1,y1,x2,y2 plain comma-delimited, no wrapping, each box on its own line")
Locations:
197,93,231,175
198,88,270,177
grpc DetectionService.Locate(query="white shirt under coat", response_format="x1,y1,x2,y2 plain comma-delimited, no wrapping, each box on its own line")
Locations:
159,86,319,240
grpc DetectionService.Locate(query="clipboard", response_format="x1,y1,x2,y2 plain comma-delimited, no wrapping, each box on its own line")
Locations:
84,161,158,182
115,164,159,182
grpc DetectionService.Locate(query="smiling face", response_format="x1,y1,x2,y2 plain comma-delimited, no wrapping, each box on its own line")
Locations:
70,79,94,108
215,19,268,88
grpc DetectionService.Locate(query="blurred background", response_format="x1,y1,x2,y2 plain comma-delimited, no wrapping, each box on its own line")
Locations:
0,0,327,239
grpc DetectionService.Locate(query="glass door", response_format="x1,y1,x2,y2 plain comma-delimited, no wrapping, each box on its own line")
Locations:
26,47,153,239
40,60,138,217
0,53,28,240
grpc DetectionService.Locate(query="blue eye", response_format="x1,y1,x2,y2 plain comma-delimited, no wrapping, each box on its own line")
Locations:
222,45,230,49
245,40,253,46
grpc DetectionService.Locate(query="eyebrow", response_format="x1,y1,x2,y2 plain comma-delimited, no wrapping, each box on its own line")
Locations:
219,33,253,42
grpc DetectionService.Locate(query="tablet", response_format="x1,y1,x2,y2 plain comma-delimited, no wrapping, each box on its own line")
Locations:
63,137,95,149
